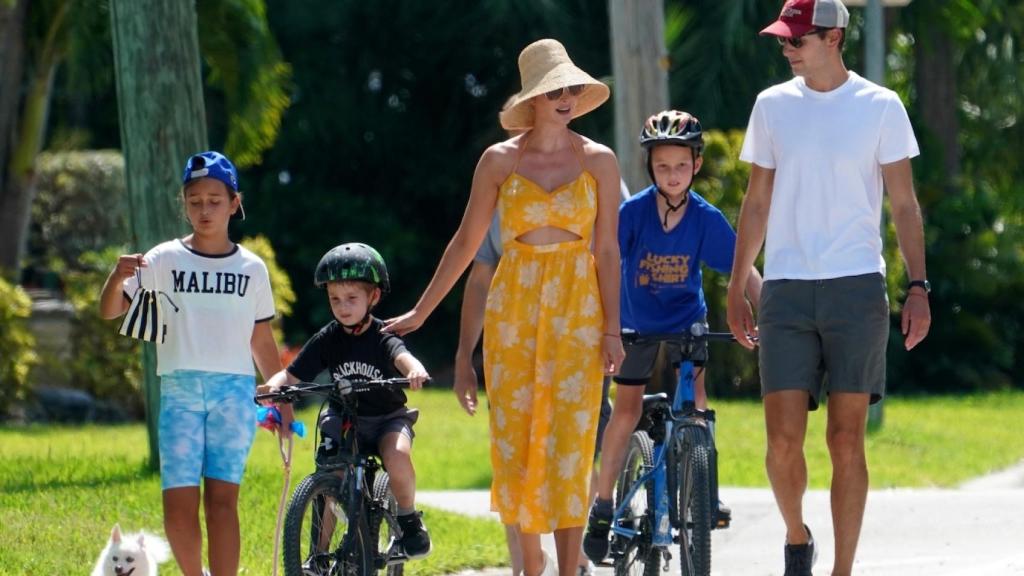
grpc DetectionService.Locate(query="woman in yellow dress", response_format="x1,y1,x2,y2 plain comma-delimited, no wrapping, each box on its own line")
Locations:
385,39,625,576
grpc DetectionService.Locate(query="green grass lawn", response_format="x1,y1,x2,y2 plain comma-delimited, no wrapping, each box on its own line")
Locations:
418,387,1024,490
0,387,505,575
2,389,1023,574
715,390,1024,488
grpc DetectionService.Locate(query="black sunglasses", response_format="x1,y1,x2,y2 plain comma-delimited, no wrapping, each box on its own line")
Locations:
777,28,829,49
545,84,585,101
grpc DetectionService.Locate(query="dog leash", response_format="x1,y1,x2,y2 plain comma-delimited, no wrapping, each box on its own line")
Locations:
271,432,292,576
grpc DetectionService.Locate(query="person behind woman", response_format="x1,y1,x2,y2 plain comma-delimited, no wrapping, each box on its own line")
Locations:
99,151,282,576
385,39,625,576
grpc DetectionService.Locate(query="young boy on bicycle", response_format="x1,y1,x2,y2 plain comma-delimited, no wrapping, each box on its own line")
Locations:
583,111,762,562
262,243,432,562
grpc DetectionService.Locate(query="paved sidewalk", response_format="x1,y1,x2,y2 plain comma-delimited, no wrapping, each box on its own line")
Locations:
422,460,1024,575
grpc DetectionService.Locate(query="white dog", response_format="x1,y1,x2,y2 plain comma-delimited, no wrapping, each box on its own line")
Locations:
91,524,170,576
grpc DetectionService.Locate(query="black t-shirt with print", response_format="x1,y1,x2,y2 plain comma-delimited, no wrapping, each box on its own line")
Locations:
288,318,408,416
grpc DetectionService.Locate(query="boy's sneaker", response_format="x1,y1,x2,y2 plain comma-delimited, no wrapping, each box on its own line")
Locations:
783,524,817,576
582,504,613,562
397,511,432,560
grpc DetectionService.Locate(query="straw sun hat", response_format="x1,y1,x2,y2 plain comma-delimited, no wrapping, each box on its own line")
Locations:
499,39,610,130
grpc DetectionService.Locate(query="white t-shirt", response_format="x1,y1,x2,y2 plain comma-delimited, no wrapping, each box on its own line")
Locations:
739,71,920,280
123,239,275,376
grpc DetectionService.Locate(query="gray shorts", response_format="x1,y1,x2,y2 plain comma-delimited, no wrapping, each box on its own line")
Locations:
615,325,708,386
320,406,419,455
759,273,889,410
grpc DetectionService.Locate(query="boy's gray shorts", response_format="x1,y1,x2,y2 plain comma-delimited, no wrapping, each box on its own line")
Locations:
320,406,419,454
758,273,889,410
614,317,709,386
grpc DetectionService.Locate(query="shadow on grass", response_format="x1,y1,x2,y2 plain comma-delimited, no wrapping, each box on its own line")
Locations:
467,469,493,490
0,460,157,494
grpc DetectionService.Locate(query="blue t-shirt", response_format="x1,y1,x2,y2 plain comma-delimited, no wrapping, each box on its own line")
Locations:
619,185,737,333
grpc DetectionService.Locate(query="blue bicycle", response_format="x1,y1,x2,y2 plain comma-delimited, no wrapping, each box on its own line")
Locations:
608,323,736,576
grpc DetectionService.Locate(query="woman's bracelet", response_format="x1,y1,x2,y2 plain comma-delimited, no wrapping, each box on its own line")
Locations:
603,332,621,339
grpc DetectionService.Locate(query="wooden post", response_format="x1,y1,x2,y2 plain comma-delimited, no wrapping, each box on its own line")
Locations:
109,0,207,469
608,0,670,194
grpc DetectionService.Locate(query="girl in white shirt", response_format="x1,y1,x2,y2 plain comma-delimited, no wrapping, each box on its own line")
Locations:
99,151,282,576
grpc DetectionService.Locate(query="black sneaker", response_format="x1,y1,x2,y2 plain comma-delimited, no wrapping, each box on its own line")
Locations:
582,504,613,563
783,524,817,576
716,500,732,529
397,511,432,560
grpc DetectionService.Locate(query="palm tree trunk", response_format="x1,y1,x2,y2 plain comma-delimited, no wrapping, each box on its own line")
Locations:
110,0,206,470
0,0,65,277
914,23,960,183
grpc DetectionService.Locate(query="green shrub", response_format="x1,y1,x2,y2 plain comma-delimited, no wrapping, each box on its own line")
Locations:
0,278,38,414
697,130,760,397
62,247,145,417
241,235,297,348
27,151,128,276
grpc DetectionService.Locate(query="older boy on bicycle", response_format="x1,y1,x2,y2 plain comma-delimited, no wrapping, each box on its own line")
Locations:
583,111,762,562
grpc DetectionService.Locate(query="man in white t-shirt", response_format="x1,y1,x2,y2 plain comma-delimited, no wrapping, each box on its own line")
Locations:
725,1,931,575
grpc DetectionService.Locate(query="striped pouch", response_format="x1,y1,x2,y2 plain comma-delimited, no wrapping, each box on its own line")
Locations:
118,268,179,343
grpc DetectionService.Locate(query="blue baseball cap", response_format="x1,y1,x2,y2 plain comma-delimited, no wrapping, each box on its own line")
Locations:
181,151,245,220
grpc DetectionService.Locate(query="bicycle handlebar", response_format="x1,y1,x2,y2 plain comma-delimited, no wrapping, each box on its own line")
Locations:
254,377,417,405
622,321,760,345
624,331,737,344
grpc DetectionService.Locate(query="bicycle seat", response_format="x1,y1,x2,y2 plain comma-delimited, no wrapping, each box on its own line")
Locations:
642,393,670,411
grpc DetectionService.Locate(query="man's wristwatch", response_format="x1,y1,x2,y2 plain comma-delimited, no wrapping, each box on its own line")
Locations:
908,279,931,294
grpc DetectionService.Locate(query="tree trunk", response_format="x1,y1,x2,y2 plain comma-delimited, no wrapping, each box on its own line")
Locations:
0,0,28,278
914,22,960,183
110,0,207,469
0,0,70,277
609,0,669,194
0,64,58,276
0,0,27,190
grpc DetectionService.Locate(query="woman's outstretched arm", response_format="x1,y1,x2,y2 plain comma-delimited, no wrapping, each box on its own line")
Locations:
383,144,508,336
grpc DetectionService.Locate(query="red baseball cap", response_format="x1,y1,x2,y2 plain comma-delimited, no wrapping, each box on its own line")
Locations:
761,0,850,38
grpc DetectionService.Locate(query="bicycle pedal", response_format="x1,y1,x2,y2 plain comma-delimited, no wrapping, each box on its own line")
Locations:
716,516,731,529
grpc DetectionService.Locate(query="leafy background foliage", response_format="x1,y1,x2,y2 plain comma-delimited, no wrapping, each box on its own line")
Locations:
12,0,1024,416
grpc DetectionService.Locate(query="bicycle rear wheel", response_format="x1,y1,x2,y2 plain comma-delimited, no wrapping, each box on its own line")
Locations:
673,426,713,576
613,431,661,576
370,471,404,575
283,471,373,576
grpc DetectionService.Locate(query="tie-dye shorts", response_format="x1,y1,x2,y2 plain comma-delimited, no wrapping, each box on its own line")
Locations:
158,369,257,489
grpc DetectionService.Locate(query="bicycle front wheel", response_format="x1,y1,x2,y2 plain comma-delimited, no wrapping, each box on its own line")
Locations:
613,431,661,576
283,471,373,576
370,471,403,575
673,426,713,576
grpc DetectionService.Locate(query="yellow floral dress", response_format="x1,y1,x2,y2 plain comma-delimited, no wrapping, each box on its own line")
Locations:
482,140,604,533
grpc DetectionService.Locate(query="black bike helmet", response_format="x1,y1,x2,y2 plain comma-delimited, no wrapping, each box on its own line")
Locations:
639,110,704,155
314,243,391,294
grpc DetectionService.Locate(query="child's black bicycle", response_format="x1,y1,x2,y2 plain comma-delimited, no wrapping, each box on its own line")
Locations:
608,323,737,576
255,377,415,576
